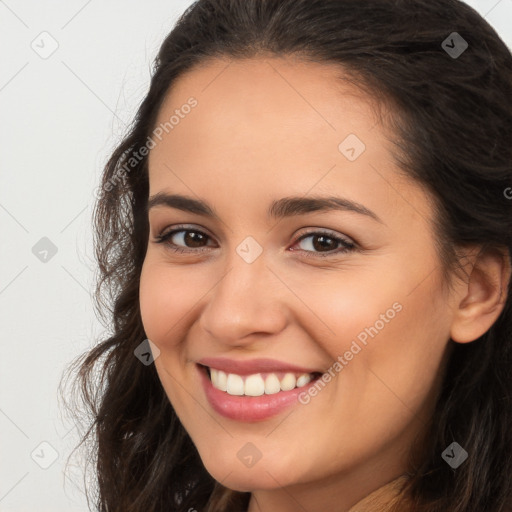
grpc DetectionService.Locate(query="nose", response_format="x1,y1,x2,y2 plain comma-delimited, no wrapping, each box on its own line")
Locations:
198,252,288,348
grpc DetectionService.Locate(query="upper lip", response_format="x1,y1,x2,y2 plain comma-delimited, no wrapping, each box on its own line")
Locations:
197,357,322,376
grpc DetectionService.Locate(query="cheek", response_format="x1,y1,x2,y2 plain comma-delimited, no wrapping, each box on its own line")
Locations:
307,266,450,408
139,260,201,345
370,286,452,401
348,284,450,422
288,272,404,362
139,264,170,342
139,261,199,414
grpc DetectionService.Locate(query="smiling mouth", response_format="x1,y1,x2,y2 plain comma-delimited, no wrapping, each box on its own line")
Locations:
199,364,322,397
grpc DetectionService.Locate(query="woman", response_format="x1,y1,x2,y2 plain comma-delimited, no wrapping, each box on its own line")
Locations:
62,0,512,510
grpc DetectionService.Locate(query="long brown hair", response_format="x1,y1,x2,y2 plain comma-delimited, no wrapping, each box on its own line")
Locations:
60,1,512,510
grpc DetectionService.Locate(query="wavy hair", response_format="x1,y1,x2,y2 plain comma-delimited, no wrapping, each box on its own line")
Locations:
60,1,512,510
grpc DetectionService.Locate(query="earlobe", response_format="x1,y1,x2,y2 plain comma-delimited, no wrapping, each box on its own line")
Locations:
450,247,511,344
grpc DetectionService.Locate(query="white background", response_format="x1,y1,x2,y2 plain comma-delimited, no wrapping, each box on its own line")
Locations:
1,1,511,510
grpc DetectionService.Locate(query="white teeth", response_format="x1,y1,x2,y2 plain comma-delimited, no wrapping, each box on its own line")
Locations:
226,373,245,395
209,368,315,395
296,374,312,387
244,374,265,396
210,368,219,387
264,374,281,395
280,373,296,391
210,368,227,391
217,370,228,391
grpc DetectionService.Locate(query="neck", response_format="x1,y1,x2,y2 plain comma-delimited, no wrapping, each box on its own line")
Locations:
247,472,410,512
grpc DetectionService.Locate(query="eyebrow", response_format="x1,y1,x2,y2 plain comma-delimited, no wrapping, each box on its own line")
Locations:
147,192,384,224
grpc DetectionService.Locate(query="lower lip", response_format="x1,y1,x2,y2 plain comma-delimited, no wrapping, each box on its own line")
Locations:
197,364,319,422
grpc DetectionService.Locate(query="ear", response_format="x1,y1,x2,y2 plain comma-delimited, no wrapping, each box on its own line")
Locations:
450,246,511,344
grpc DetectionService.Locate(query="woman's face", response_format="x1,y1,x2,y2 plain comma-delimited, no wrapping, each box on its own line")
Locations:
139,57,457,498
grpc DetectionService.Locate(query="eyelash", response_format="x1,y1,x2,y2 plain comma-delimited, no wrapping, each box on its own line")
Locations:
153,224,357,259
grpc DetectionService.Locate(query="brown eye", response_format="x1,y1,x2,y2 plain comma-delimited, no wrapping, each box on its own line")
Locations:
291,231,356,258
154,226,214,253
173,230,208,248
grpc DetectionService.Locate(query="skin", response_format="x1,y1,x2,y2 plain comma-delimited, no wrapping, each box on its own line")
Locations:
139,56,509,512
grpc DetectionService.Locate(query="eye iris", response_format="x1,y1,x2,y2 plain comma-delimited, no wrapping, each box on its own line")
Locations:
312,235,336,252
184,231,207,248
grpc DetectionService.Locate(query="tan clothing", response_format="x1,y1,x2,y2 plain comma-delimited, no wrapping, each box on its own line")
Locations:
347,475,410,512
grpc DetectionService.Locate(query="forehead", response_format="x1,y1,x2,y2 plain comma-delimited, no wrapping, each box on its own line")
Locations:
151,56,383,151
150,58,390,173
147,56,429,230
